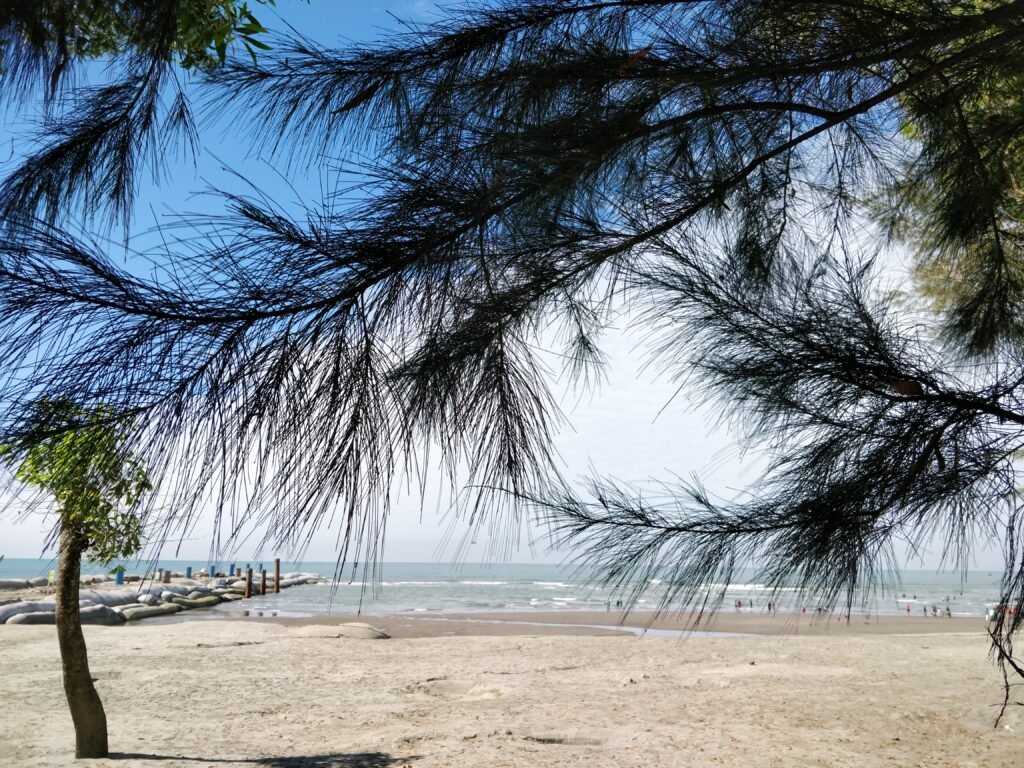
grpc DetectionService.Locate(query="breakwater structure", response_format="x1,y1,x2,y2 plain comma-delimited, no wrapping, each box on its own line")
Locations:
0,559,326,625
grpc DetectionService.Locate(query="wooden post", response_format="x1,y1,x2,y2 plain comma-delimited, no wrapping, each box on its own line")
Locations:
274,558,280,593
245,568,252,599
260,569,267,596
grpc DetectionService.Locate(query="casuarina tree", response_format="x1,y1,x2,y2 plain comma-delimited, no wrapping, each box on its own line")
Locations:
2,0,1024,705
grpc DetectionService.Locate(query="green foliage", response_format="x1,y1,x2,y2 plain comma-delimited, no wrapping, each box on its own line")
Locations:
871,1,1024,351
0,0,288,228
0,0,276,76
0,400,150,565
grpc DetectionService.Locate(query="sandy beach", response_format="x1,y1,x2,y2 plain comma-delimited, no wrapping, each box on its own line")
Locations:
1,612,1020,767
262,609,989,638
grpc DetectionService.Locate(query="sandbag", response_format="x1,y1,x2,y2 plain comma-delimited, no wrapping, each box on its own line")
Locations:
78,588,141,608
121,603,182,621
77,589,102,603
80,605,125,626
6,604,125,626
186,590,211,600
144,589,190,602
112,603,147,614
170,595,222,609
28,577,49,587
0,579,30,591
133,583,189,600
7,611,55,625
0,600,55,623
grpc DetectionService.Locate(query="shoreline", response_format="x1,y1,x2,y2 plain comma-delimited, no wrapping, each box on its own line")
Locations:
3,572,994,636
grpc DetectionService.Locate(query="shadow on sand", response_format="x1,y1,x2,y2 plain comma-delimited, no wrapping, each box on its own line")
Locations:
107,751,420,767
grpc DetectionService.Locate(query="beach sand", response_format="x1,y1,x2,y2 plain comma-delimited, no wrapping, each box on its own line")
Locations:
0,613,1020,767
263,609,988,637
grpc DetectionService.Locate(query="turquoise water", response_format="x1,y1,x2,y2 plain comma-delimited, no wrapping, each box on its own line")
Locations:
0,557,1005,618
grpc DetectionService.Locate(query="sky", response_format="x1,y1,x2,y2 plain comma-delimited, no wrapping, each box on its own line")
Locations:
0,1,1005,571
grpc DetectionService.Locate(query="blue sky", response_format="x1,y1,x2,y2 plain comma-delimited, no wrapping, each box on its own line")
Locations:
0,1,1002,571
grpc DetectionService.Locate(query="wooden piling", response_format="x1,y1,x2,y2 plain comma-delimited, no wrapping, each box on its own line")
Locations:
245,568,253,598
260,569,267,596
274,558,281,593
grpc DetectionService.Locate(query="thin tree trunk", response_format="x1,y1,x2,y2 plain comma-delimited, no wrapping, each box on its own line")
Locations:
55,523,108,758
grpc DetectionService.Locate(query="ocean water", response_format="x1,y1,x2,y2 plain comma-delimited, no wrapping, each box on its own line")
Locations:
0,557,1006,619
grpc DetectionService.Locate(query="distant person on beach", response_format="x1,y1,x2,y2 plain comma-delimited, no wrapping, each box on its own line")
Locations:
945,606,952,618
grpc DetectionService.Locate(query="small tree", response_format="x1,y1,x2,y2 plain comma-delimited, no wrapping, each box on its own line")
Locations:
1,400,150,759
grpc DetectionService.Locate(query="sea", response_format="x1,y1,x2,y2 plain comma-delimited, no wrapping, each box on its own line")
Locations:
0,557,1008,620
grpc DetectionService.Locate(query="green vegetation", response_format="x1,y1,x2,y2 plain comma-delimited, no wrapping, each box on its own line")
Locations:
1,400,150,758
0,0,275,79
0,0,278,225
2,401,150,563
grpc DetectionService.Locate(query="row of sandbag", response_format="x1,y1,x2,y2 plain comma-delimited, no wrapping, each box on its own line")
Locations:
0,573,117,591
0,573,325,625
